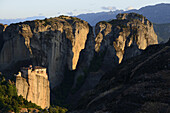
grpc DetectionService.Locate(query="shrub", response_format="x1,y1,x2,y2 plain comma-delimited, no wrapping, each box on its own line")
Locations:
49,106,68,113
0,75,42,113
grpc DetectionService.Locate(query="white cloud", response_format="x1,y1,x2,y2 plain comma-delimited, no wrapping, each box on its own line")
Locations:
66,12,73,16
126,6,134,11
38,13,43,16
73,9,78,12
101,6,117,11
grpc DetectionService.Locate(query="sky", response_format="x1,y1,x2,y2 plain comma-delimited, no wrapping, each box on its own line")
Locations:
0,0,170,19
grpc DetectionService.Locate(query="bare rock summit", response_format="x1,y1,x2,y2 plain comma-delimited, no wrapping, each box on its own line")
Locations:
0,16,94,88
95,13,158,65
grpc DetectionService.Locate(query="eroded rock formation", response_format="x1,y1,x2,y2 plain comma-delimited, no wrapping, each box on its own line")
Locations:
15,65,50,109
0,16,94,88
66,13,158,106
95,13,158,64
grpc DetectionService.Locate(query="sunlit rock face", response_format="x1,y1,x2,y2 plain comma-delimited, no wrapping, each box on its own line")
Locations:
95,13,158,64
0,16,94,88
67,13,158,106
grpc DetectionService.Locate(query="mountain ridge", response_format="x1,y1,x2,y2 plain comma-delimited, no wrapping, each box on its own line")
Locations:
77,3,170,26
0,16,46,25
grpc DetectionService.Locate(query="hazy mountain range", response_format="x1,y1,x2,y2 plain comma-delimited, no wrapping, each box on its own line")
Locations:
0,16,46,25
0,3,170,43
77,3,170,26
77,3,170,43
1,3,170,26
154,23,170,42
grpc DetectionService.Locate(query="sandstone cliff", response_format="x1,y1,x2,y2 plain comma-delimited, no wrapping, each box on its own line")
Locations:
0,16,94,88
15,66,50,109
95,13,158,64
66,13,158,106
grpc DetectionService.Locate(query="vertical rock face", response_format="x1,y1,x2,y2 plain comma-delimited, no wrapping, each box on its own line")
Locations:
0,16,94,88
95,13,158,64
0,24,7,52
67,13,158,105
71,21,91,70
0,24,4,39
15,66,50,109
0,24,3,52
72,25,95,87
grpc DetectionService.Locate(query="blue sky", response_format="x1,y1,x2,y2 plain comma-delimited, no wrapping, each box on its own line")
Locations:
0,0,170,19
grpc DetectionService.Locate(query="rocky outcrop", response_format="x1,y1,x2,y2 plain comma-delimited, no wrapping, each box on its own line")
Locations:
15,66,50,109
0,16,94,88
66,13,158,107
95,13,158,64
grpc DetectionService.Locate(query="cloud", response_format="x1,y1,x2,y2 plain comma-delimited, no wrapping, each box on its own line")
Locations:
38,13,43,16
57,12,61,14
90,3,95,6
73,9,78,12
126,6,134,11
101,6,117,11
66,12,73,16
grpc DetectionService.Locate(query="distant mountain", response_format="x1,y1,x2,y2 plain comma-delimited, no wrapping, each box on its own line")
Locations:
154,23,170,43
76,3,170,26
126,3,170,24
76,3,170,43
0,16,46,25
1,3,170,26
76,10,124,26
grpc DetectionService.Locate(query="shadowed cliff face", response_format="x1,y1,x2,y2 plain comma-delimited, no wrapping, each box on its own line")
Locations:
0,24,3,52
0,24,7,52
72,39,170,113
95,13,158,64
0,16,94,88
